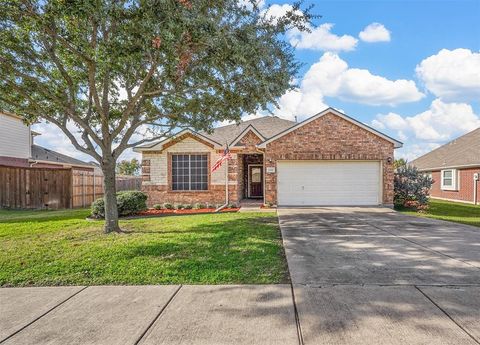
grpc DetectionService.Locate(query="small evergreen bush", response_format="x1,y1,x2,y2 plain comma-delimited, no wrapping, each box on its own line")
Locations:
91,198,105,219
91,191,147,218
193,203,205,209
163,203,174,210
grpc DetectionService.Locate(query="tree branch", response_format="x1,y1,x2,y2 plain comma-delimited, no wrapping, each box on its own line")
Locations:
112,59,160,138
48,116,102,161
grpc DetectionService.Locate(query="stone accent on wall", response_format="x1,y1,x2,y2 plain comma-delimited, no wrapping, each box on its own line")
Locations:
264,112,395,206
141,159,151,182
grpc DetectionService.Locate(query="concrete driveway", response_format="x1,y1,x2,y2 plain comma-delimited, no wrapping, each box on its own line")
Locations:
278,207,480,344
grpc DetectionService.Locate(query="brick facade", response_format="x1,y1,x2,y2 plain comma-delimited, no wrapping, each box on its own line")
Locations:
429,168,480,204
263,112,395,206
140,111,396,207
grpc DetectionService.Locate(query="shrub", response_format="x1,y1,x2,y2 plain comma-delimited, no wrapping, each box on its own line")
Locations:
91,198,105,219
90,191,147,218
227,203,237,208
153,204,163,210
117,191,148,216
394,165,433,209
184,204,193,210
175,203,185,210
193,203,206,209
163,202,174,210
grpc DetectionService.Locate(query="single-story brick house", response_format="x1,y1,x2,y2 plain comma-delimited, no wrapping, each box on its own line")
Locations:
410,128,480,205
134,108,402,207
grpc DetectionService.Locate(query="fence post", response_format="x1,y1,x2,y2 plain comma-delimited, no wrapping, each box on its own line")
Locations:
82,171,85,207
93,170,96,201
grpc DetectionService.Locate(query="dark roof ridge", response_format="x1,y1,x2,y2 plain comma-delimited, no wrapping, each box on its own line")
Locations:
215,115,295,130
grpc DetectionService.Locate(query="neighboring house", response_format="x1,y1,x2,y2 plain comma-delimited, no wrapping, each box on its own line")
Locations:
411,128,480,205
0,112,98,172
134,108,402,207
0,112,103,209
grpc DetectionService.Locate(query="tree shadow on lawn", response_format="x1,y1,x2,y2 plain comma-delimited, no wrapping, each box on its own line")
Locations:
114,216,290,284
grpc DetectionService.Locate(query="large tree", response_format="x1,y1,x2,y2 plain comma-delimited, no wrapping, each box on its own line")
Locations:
0,0,312,232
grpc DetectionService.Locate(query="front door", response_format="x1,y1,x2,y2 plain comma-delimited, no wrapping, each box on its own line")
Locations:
248,165,263,198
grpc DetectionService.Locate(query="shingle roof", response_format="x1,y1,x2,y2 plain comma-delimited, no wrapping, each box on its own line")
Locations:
201,116,296,145
31,145,94,168
410,128,480,170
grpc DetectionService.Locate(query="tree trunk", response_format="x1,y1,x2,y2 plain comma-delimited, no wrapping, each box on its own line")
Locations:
102,160,120,233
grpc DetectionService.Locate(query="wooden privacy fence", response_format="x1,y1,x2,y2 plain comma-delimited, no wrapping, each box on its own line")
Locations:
116,175,142,191
72,170,104,208
0,166,144,210
0,165,72,209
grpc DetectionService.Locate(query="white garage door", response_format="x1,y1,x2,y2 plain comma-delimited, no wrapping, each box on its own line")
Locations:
277,161,381,206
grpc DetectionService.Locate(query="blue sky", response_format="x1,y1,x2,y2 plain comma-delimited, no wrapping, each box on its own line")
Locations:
34,0,480,162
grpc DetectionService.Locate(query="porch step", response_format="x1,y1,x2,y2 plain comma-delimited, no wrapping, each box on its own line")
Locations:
239,199,276,213
239,199,263,207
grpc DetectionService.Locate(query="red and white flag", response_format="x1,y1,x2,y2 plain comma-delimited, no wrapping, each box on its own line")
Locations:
211,144,231,172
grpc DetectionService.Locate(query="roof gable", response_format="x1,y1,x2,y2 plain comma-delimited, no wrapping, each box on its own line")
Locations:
257,108,403,148
133,129,222,152
230,125,266,147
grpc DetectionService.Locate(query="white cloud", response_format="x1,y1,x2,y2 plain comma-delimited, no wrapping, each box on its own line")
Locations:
261,4,302,24
374,99,480,142
303,52,423,106
262,5,356,52
267,53,423,121
359,23,391,42
372,99,480,160
238,0,266,10
287,23,358,52
416,48,480,101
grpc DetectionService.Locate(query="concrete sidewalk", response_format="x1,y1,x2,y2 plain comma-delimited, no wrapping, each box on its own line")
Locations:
0,285,300,345
2,283,479,345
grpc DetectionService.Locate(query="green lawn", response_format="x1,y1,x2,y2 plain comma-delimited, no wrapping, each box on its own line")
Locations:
397,198,480,227
0,209,288,287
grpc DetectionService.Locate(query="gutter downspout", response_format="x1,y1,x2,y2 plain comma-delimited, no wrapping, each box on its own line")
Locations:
474,173,478,205
215,159,229,212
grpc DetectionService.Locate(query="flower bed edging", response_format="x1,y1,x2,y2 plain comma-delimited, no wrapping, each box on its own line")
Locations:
137,207,240,216
85,207,240,221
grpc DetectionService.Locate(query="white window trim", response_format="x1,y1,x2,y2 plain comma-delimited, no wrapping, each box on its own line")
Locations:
441,169,458,191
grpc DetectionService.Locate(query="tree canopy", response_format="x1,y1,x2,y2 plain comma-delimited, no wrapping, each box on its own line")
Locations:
0,0,314,232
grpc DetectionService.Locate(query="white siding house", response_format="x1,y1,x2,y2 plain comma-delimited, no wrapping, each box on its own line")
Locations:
0,112,32,159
